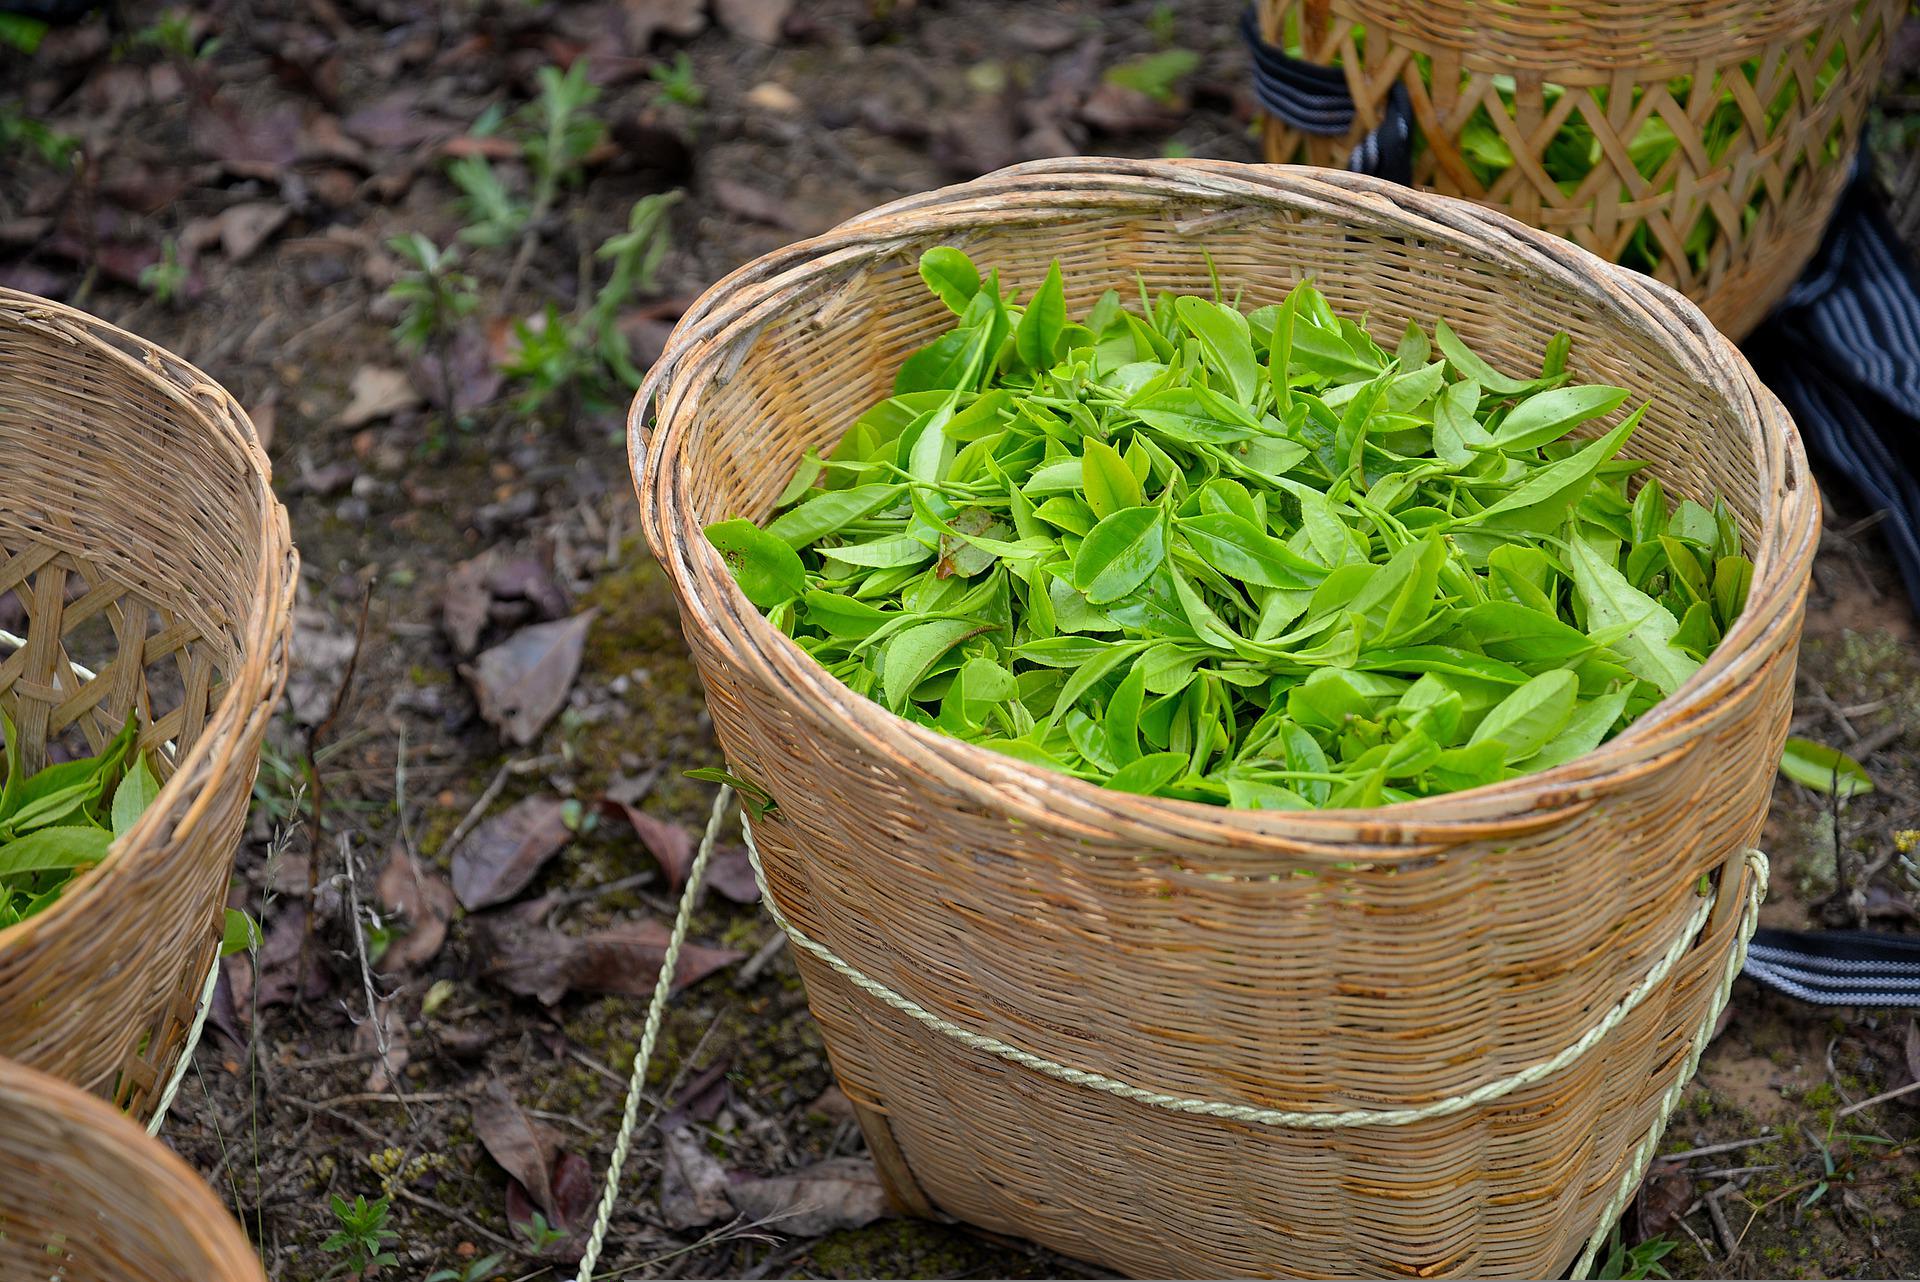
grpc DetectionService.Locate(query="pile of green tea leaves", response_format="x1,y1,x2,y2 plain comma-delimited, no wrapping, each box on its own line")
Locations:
1278,21,1856,277
706,251,1752,809
0,712,160,929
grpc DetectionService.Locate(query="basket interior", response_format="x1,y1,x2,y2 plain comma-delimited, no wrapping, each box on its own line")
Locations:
675,208,1771,556
0,321,262,774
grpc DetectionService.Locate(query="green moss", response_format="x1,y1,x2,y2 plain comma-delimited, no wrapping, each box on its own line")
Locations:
808,1218,1032,1279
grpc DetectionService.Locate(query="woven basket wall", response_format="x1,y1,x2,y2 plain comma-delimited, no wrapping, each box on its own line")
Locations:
1255,0,1903,340
0,291,294,1122
634,160,1817,1278
0,1055,263,1281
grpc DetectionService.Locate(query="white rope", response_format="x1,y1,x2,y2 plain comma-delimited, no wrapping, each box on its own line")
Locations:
1568,848,1769,1280
572,785,733,1282
573,783,1764,1275
147,954,220,1135
741,820,1724,1130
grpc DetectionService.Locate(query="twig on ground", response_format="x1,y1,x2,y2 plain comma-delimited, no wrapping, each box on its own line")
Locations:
1657,1133,1776,1163
734,933,788,989
394,1186,521,1251
342,835,413,1125
441,758,516,860
1837,1076,1920,1119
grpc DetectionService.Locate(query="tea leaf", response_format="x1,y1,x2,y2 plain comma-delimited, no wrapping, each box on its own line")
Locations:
1779,738,1874,797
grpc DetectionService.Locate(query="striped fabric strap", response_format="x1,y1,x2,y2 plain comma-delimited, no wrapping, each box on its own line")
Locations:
1747,150,1920,609
1238,6,1413,184
1741,928,1920,1009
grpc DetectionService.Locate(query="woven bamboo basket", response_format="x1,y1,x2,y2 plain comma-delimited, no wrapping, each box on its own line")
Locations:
0,1054,263,1281
633,159,1816,1278
0,290,294,1122
1254,0,1903,340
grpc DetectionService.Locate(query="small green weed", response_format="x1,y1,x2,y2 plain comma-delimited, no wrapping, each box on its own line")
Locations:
425,1254,506,1282
1594,1228,1677,1280
138,238,187,306
513,1211,569,1251
321,1195,400,1278
1105,49,1199,104
650,51,705,107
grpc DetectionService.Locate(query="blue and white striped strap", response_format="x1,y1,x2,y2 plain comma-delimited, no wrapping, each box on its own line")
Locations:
1239,6,1413,185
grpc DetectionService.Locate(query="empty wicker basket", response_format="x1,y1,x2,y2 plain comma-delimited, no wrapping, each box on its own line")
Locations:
1254,0,1903,339
0,1054,263,1281
634,160,1816,1278
0,291,294,1122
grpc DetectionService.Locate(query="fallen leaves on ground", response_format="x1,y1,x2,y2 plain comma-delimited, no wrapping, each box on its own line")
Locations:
337,364,423,428
412,325,506,414
474,906,743,1005
225,901,331,1019
463,610,595,745
714,0,792,44
727,1157,892,1236
473,1078,591,1250
181,201,291,264
192,95,303,180
452,796,573,910
287,600,361,725
711,178,796,229
705,844,762,905
659,1127,733,1229
598,799,693,888
376,846,455,971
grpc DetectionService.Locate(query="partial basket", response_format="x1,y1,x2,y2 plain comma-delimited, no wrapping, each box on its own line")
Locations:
634,159,1816,1278
0,1054,264,1281
1254,0,1903,340
0,290,294,1123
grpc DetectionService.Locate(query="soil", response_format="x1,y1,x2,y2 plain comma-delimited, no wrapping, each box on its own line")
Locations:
3,3,1920,1279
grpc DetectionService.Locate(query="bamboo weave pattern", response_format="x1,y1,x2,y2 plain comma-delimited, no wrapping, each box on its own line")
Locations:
1255,0,1903,339
0,290,295,1122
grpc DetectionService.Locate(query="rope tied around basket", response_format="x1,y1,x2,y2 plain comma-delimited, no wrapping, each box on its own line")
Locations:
568,785,1768,1282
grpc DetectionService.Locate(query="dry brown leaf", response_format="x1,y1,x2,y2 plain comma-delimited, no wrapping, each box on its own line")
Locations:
442,555,494,657
706,845,761,905
474,913,743,1006
506,1149,593,1254
337,365,422,429
726,1158,892,1236
212,201,292,263
472,1080,560,1216
622,0,707,46
712,178,796,229
463,611,596,746
714,0,792,44
376,848,455,971
599,799,694,889
452,797,573,911
659,1128,732,1230
193,95,302,180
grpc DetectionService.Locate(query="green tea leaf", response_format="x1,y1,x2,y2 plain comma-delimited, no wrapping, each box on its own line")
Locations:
1103,751,1187,795
1568,536,1699,695
1468,669,1578,761
883,619,986,710
111,755,161,838
1175,296,1259,404
1015,261,1066,371
1433,318,1534,395
0,825,112,876
1074,507,1167,604
1495,384,1631,451
1779,738,1874,797
706,519,808,608
919,247,980,314
1082,438,1144,520
221,907,261,957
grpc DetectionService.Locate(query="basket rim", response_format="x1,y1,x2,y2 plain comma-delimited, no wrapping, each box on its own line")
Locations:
0,289,297,945
0,1053,264,1279
632,158,1819,857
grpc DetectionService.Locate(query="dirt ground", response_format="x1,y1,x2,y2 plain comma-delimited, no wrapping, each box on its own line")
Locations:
4,2,1920,1279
